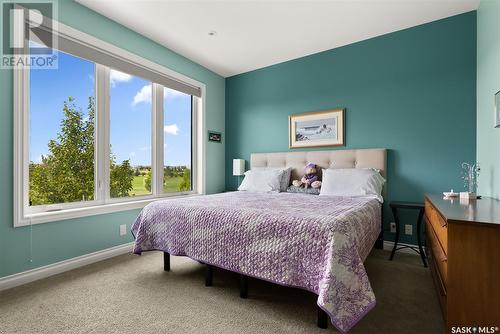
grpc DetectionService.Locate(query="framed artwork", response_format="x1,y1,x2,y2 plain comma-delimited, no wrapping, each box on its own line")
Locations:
208,131,222,143
289,109,345,148
495,90,500,128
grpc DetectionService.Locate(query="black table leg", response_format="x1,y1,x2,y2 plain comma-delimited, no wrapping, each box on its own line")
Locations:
240,274,248,299
163,252,170,271
375,205,384,249
416,208,427,267
317,306,328,329
205,265,213,287
388,201,427,267
389,206,400,261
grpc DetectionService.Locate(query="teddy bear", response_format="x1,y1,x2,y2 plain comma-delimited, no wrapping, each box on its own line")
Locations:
292,163,322,189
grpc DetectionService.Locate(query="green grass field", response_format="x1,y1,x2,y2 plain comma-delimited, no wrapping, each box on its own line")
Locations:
129,175,184,196
130,175,150,196
163,176,184,193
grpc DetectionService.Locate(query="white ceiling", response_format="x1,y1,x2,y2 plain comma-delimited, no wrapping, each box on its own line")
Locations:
77,0,479,78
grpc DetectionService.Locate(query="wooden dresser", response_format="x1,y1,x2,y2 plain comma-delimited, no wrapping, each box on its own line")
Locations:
424,194,500,331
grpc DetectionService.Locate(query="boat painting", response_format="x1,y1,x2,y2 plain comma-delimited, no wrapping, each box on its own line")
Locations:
295,118,336,142
289,109,344,148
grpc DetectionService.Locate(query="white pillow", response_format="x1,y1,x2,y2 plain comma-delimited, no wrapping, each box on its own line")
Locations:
238,169,284,192
319,168,385,202
253,167,292,192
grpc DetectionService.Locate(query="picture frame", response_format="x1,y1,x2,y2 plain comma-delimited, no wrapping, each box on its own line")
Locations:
289,109,345,148
208,131,222,143
495,90,500,128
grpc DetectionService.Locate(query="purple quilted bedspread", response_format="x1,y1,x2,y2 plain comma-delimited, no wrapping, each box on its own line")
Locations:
132,191,381,333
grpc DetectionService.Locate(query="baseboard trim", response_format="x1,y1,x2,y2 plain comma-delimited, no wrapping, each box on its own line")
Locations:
0,242,134,291
382,240,420,255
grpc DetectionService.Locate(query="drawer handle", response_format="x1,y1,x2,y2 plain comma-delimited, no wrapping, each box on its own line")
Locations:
435,251,447,263
428,223,447,263
427,204,447,227
430,256,447,296
432,242,447,262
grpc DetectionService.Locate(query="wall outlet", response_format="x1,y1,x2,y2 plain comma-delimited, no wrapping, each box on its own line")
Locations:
119,224,127,236
390,222,396,233
404,224,413,235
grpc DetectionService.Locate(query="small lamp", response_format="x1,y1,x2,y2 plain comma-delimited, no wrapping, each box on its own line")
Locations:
233,159,245,188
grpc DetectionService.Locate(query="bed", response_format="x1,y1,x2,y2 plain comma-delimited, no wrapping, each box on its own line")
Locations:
132,148,386,333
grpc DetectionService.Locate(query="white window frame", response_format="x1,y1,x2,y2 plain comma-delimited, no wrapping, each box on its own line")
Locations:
13,16,206,227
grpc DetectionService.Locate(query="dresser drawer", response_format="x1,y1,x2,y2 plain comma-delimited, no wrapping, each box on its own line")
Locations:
426,219,448,286
428,245,447,320
425,199,448,254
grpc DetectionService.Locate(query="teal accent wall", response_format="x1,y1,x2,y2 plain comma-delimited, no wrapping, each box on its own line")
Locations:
225,12,477,244
0,0,225,278
477,0,500,199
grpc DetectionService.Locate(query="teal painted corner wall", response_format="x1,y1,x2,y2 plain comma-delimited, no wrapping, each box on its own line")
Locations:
0,0,225,278
477,0,500,199
225,12,477,244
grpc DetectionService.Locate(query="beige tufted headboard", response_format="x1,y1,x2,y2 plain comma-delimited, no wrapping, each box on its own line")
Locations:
250,148,387,185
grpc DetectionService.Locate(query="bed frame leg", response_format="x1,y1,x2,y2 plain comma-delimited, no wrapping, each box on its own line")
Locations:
240,274,248,299
375,231,384,249
163,252,170,272
205,265,213,287
317,306,328,329
375,205,384,250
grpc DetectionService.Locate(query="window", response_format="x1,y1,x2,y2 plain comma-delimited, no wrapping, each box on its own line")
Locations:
163,88,192,193
29,47,96,207
109,71,152,198
14,14,205,227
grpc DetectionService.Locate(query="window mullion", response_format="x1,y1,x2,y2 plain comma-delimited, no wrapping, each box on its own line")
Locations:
191,96,197,193
152,84,164,195
95,64,110,203
103,67,111,201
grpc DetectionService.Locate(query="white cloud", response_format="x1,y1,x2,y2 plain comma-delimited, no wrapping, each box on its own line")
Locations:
164,124,179,135
110,70,132,87
132,84,152,106
133,85,187,106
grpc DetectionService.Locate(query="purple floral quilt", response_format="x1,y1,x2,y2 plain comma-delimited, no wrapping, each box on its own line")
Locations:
132,191,381,333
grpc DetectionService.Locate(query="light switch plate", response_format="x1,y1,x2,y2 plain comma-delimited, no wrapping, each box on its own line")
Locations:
404,224,413,235
390,222,396,233
119,224,127,236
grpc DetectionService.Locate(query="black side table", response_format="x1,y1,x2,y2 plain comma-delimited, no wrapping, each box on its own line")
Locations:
389,201,427,267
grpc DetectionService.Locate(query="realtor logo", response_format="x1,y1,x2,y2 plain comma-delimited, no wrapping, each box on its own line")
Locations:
1,0,58,69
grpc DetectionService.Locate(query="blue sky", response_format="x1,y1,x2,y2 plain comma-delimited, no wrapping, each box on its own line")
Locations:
30,50,191,167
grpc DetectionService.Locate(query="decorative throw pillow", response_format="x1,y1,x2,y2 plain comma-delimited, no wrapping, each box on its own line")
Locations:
238,169,284,192
253,167,292,192
286,185,320,195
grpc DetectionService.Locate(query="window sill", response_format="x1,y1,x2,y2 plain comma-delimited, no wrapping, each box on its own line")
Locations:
15,192,201,227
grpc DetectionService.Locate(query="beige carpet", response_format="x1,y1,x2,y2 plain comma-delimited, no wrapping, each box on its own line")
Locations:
0,249,443,334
